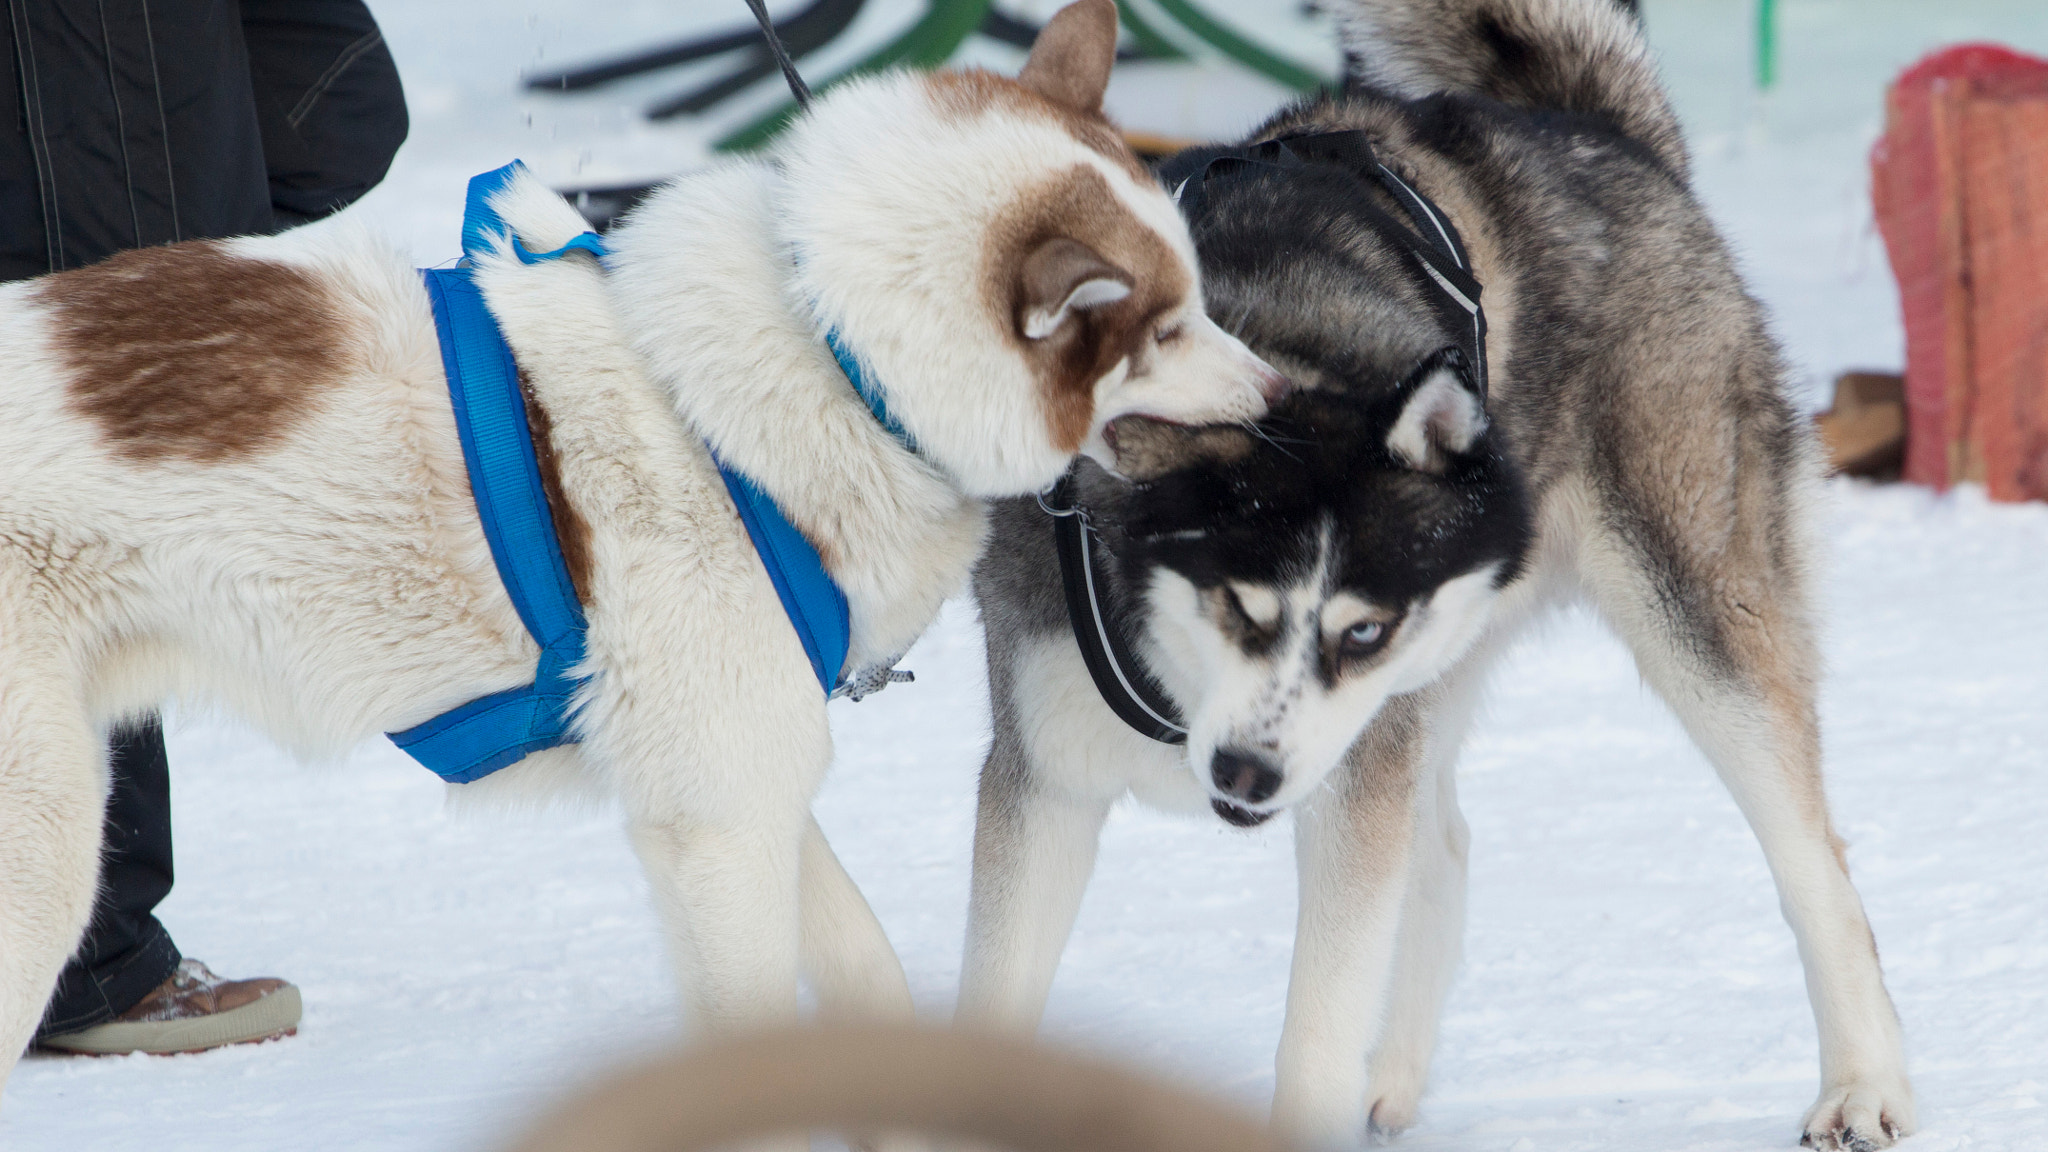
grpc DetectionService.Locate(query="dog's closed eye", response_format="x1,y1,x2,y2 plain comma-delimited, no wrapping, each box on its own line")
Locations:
1225,582,1282,630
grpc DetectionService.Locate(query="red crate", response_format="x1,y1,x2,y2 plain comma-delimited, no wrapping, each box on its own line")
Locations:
1871,44,2048,498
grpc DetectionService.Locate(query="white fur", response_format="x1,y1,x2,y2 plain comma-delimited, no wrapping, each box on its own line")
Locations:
956,632,1187,1031
1273,626,1507,1145
1385,366,1486,471
1023,277,1131,340
1139,526,1502,814
773,72,1277,497
0,56,1276,1090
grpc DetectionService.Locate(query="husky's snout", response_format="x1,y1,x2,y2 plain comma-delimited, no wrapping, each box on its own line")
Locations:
1208,746,1282,827
1250,361,1292,406
1210,747,1282,805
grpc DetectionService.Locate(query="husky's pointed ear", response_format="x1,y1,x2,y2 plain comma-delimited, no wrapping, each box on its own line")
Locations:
1019,236,1132,340
1387,360,1486,473
1105,415,1256,481
1018,0,1119,114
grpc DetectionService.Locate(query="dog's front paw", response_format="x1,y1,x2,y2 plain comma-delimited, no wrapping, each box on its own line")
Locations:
1800,1078,1916,1151
1361,1043,1433,1145
1364,1099,1415,1144
1363,1084,1422,1143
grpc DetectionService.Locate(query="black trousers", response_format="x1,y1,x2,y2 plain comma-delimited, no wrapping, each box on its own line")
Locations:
34,722,182,1039
4,0,405,1041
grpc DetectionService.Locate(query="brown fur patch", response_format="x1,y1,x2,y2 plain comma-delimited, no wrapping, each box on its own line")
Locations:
518,371,595,604
926,70,1150,182
1014,0,1117,115
983,165,1190,452
40,241,356,463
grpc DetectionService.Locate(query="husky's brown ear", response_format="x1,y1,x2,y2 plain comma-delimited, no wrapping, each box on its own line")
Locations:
1019,236,1132,341
1018,0,1119,114
1106,415,1256,481
1387,364,1486,473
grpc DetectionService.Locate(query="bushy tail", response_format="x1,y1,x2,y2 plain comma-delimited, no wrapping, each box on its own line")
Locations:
1336,0,1685,172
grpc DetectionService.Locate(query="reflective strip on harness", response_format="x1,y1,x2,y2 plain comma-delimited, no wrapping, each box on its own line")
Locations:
1156,130,1489,401
388,161,850,784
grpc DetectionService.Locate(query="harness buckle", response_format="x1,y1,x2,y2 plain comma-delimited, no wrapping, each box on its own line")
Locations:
831,664,915,702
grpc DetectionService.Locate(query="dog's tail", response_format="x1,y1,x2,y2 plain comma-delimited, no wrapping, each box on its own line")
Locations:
1335,0,1685,172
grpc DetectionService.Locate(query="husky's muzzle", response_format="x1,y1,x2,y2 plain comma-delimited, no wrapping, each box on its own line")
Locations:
1208,747,1281,827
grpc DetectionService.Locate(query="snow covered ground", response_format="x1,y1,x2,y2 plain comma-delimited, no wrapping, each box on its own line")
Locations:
5,2,2047,1150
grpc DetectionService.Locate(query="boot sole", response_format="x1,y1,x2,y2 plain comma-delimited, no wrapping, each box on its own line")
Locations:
39,985,303,1055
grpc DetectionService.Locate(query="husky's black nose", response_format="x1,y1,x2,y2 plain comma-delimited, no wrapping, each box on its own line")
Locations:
1211,748,1282,805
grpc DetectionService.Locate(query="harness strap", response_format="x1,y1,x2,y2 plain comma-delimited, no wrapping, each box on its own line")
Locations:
1044,476,1187,745
1278,131,1489,400
717,466,849,696
389,265,591,782
389,160,854,784
1161,129,1489,401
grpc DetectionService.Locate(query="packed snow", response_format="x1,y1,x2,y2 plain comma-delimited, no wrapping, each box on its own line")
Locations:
5,2,2046,1150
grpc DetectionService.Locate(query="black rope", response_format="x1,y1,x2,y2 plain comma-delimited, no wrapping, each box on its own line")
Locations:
742,0,812,110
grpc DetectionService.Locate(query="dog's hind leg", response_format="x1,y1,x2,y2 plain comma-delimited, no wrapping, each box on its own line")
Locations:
0,564,106,1085
1572,461,1915,1148
1270,692,1431,1148
800,814,913,1020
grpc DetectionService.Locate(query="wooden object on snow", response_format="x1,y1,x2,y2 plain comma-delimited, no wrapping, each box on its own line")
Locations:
1815,372,1906,480
1871,43,2048,501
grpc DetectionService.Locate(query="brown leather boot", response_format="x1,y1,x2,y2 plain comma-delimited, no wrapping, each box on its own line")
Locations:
39,958,301,1055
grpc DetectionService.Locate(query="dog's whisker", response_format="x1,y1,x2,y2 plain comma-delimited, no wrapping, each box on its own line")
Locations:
1243,418,1303,462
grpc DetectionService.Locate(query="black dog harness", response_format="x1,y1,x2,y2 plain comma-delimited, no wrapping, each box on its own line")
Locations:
1161,130,1488,401
1050,129,1491,746
1042,475,1189,744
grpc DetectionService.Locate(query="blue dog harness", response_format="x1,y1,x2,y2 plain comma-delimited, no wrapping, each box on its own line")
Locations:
388,162,861,783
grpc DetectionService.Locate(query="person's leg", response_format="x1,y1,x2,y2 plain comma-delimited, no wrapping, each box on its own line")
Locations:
34,718,301,1054
34,719,182,1040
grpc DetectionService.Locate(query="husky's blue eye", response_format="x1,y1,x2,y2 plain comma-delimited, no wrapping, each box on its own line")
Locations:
1339,619,1393,660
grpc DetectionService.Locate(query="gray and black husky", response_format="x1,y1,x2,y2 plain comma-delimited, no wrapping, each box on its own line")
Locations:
960,0,1914,1148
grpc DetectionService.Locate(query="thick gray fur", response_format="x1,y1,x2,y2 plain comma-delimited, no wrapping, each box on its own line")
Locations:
961,1,1914,1150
